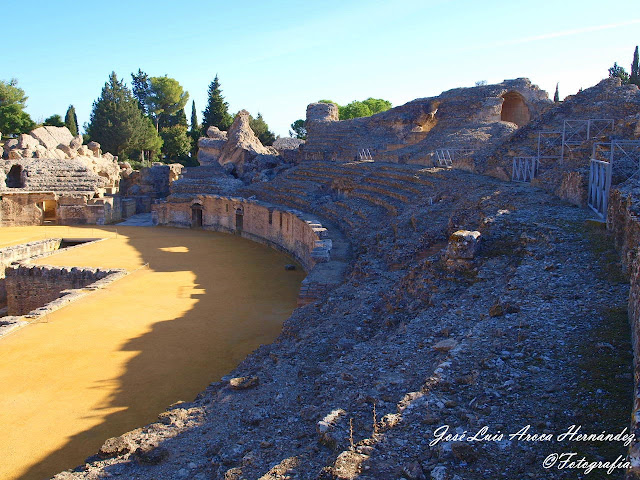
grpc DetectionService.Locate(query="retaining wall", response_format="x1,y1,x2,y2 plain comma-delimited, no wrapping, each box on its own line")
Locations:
606,185,640,475
5,264,112,315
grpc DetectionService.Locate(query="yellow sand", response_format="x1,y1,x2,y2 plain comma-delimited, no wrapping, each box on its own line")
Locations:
0,225,305,480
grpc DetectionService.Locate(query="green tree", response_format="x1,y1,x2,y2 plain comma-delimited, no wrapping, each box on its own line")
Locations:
249,113,276,145
317,98,392,120
202,75,233,132
189,100,200,159
87,71,160,158
553,83,560,103
608,62,630,84
146,76,189,130
362,98,392,115
65,105,79,136
160,124,191,162
289,119,306,139
131,69,151,114
0,78,36,135
44,114,65,127
631,46,640,87
340,101,372,120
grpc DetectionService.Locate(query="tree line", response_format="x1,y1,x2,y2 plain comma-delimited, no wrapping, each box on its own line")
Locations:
608,46,640,87
288,97,392,139
0,72,278,168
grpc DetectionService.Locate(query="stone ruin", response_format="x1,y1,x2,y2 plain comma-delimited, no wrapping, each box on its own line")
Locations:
301,78,552,166
8,76,640,479
0,125,185,226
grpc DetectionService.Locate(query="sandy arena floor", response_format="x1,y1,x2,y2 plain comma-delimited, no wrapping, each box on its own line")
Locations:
0,225,304,480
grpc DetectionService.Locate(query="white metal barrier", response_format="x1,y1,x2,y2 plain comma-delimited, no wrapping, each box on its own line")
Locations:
511,157,538,182
587,159,612,219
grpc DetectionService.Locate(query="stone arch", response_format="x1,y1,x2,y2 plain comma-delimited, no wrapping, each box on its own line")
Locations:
501,91,530,127
191,203,203,228
6,165,24,188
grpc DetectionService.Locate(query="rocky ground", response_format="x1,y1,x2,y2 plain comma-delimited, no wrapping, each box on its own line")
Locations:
54,168,632,480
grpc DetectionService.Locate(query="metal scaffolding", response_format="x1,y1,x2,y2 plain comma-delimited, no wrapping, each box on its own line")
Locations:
433,148,474,168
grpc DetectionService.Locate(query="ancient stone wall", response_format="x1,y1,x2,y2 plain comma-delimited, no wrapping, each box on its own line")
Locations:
606,184,640,475
0,192,56,226
5,264,112,315
0,239,62,306
153,195,331,271
486,78,640,204
301,78,551,166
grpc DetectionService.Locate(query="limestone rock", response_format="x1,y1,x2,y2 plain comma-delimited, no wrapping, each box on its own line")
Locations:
17,133,39,150
229,376,259,390
77,145,90,156
197,111,278,176
432,338,458,352
98,435,134,458
70,135,83,149
446,230,481,260
87,141,101,156
8,149,23,160
30,126,74,150
307,102,339,123
58,144,76,158
134,446,169,465
207,126,228,140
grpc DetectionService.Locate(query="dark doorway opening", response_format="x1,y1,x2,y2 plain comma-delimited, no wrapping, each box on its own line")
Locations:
191,204,203,228
501,91,530,127
6,165,24,188
235,207,244,233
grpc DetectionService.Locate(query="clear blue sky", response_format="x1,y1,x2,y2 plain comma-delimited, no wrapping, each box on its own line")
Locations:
6,0,639,137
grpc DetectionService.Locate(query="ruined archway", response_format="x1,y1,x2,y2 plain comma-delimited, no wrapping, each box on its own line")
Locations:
6,165,24,188
501,91,530,127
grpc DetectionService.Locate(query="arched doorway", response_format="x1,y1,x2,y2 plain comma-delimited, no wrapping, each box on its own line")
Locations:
501,92,530,127
6,165,24,188
191,203,203,228
235,206,244,233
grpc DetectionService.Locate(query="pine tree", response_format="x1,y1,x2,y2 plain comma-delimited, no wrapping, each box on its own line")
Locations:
131,69,150,114
631,46,640,87
202,75,233,133
553,83,560,103
65,105,78,136
87,72,160,157
249,113,276,146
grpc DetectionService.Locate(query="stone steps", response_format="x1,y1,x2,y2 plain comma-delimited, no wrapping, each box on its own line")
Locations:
349,190,398,216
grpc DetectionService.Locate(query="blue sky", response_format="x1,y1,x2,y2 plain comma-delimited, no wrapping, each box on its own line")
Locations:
6,0,640,137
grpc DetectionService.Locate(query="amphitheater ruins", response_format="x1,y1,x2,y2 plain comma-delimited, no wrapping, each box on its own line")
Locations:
2,76,640,479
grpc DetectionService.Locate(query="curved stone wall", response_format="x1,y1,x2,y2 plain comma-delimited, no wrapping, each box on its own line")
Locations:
152,194,346,305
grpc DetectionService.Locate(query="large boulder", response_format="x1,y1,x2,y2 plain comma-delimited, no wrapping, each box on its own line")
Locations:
17,134,40,150
197,127,228,166
216,110,276,175
30,126,74,150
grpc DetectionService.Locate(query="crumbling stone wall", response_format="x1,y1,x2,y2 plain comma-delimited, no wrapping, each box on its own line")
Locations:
605,184,640,475
301,78,551,166
5,264,112,316
153,195,331,270
0,239,62,306
486,78,640,204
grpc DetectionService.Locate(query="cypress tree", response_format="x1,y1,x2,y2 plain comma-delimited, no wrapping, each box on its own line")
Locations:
631,46,640,87
553,83,560,103
190,100,198,132
65,105,78,136
202,75,233,133
87,72,159,157
189,100,200,160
